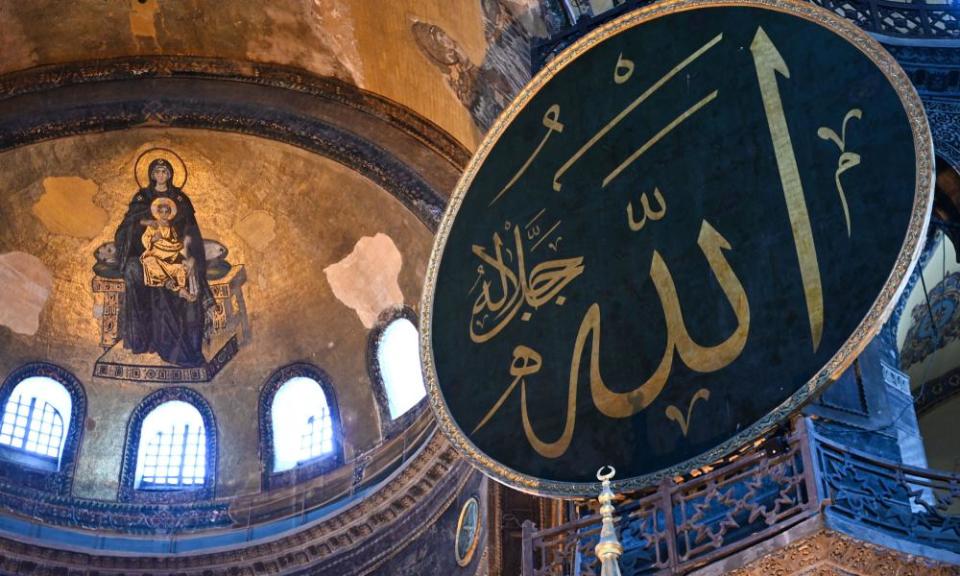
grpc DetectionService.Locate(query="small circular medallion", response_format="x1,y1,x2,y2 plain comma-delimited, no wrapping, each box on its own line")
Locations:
455,496,481,566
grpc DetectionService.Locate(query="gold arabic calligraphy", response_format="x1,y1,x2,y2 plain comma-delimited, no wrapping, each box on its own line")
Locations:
470,225,584,343
466,26,863,458
818,108,863,237
473,220,750,457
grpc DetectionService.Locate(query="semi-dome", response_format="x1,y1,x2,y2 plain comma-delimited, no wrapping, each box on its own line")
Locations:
0,0,543,573
5,2,956,575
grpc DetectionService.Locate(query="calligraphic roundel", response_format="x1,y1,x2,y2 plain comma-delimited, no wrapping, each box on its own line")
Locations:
422,0,933,496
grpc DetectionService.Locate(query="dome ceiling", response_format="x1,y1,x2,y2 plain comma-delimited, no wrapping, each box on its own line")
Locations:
0,0,543,150
0,1,540,571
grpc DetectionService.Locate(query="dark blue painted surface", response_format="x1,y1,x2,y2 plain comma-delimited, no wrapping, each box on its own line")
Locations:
431,4,922,487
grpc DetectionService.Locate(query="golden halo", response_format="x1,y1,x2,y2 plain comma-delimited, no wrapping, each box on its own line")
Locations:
134,148,187,189
149,197,178,221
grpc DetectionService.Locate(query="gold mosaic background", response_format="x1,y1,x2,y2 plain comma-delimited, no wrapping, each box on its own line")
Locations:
0,0,544,149
0,128,433,499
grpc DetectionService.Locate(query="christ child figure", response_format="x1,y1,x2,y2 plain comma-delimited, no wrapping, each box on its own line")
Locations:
140,197,198,302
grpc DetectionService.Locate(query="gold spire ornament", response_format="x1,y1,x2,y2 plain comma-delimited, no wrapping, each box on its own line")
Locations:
594,466,624,576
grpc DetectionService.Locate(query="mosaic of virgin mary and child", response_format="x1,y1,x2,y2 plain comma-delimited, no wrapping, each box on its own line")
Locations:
92,149,248,381
113,157,214,367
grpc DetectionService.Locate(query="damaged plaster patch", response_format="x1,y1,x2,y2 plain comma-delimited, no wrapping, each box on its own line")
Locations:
0,252,53,336
235,210,277,252
246,4,357,83
33,177,109,239
310,0,364,85
128,0,159,39
324,233,404,328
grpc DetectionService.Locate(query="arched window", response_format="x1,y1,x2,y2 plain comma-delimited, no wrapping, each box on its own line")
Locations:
272,377,333,472
0,377,71,463
120,388,217,502
134,401,206,488
369,308,429,439
259,364,343,490
0,364,85,494
378,317,428,419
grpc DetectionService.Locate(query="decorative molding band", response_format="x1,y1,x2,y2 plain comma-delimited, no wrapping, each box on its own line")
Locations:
0,481,230,534
0,433,468,575
0,414,432,536
312,464,479,576
0,58,456,231
0,56,471,171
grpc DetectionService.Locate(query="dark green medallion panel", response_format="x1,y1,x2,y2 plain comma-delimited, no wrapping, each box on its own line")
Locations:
424,0,931,495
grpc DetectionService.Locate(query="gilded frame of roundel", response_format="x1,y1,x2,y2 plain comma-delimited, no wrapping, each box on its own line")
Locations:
454,495,482,567
420,0,934,497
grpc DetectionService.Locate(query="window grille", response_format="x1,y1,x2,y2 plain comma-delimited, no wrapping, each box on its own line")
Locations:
0,376,72,465
134,400,208,489
299,407,333,463
139,423,206,486
0,395,64,459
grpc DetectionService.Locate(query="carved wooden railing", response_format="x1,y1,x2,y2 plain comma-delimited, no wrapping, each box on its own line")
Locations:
814,428,960,549
808,0,960,39
521,417,960,575
536,0,960,70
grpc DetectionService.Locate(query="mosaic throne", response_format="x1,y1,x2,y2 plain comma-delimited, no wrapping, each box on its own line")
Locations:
90,239,249,383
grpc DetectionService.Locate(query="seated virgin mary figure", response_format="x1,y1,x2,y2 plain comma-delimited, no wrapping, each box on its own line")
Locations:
113,158,213,368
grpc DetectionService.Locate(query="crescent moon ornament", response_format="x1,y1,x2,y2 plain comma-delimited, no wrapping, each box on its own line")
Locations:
597,466,616,482
134,147,188,189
